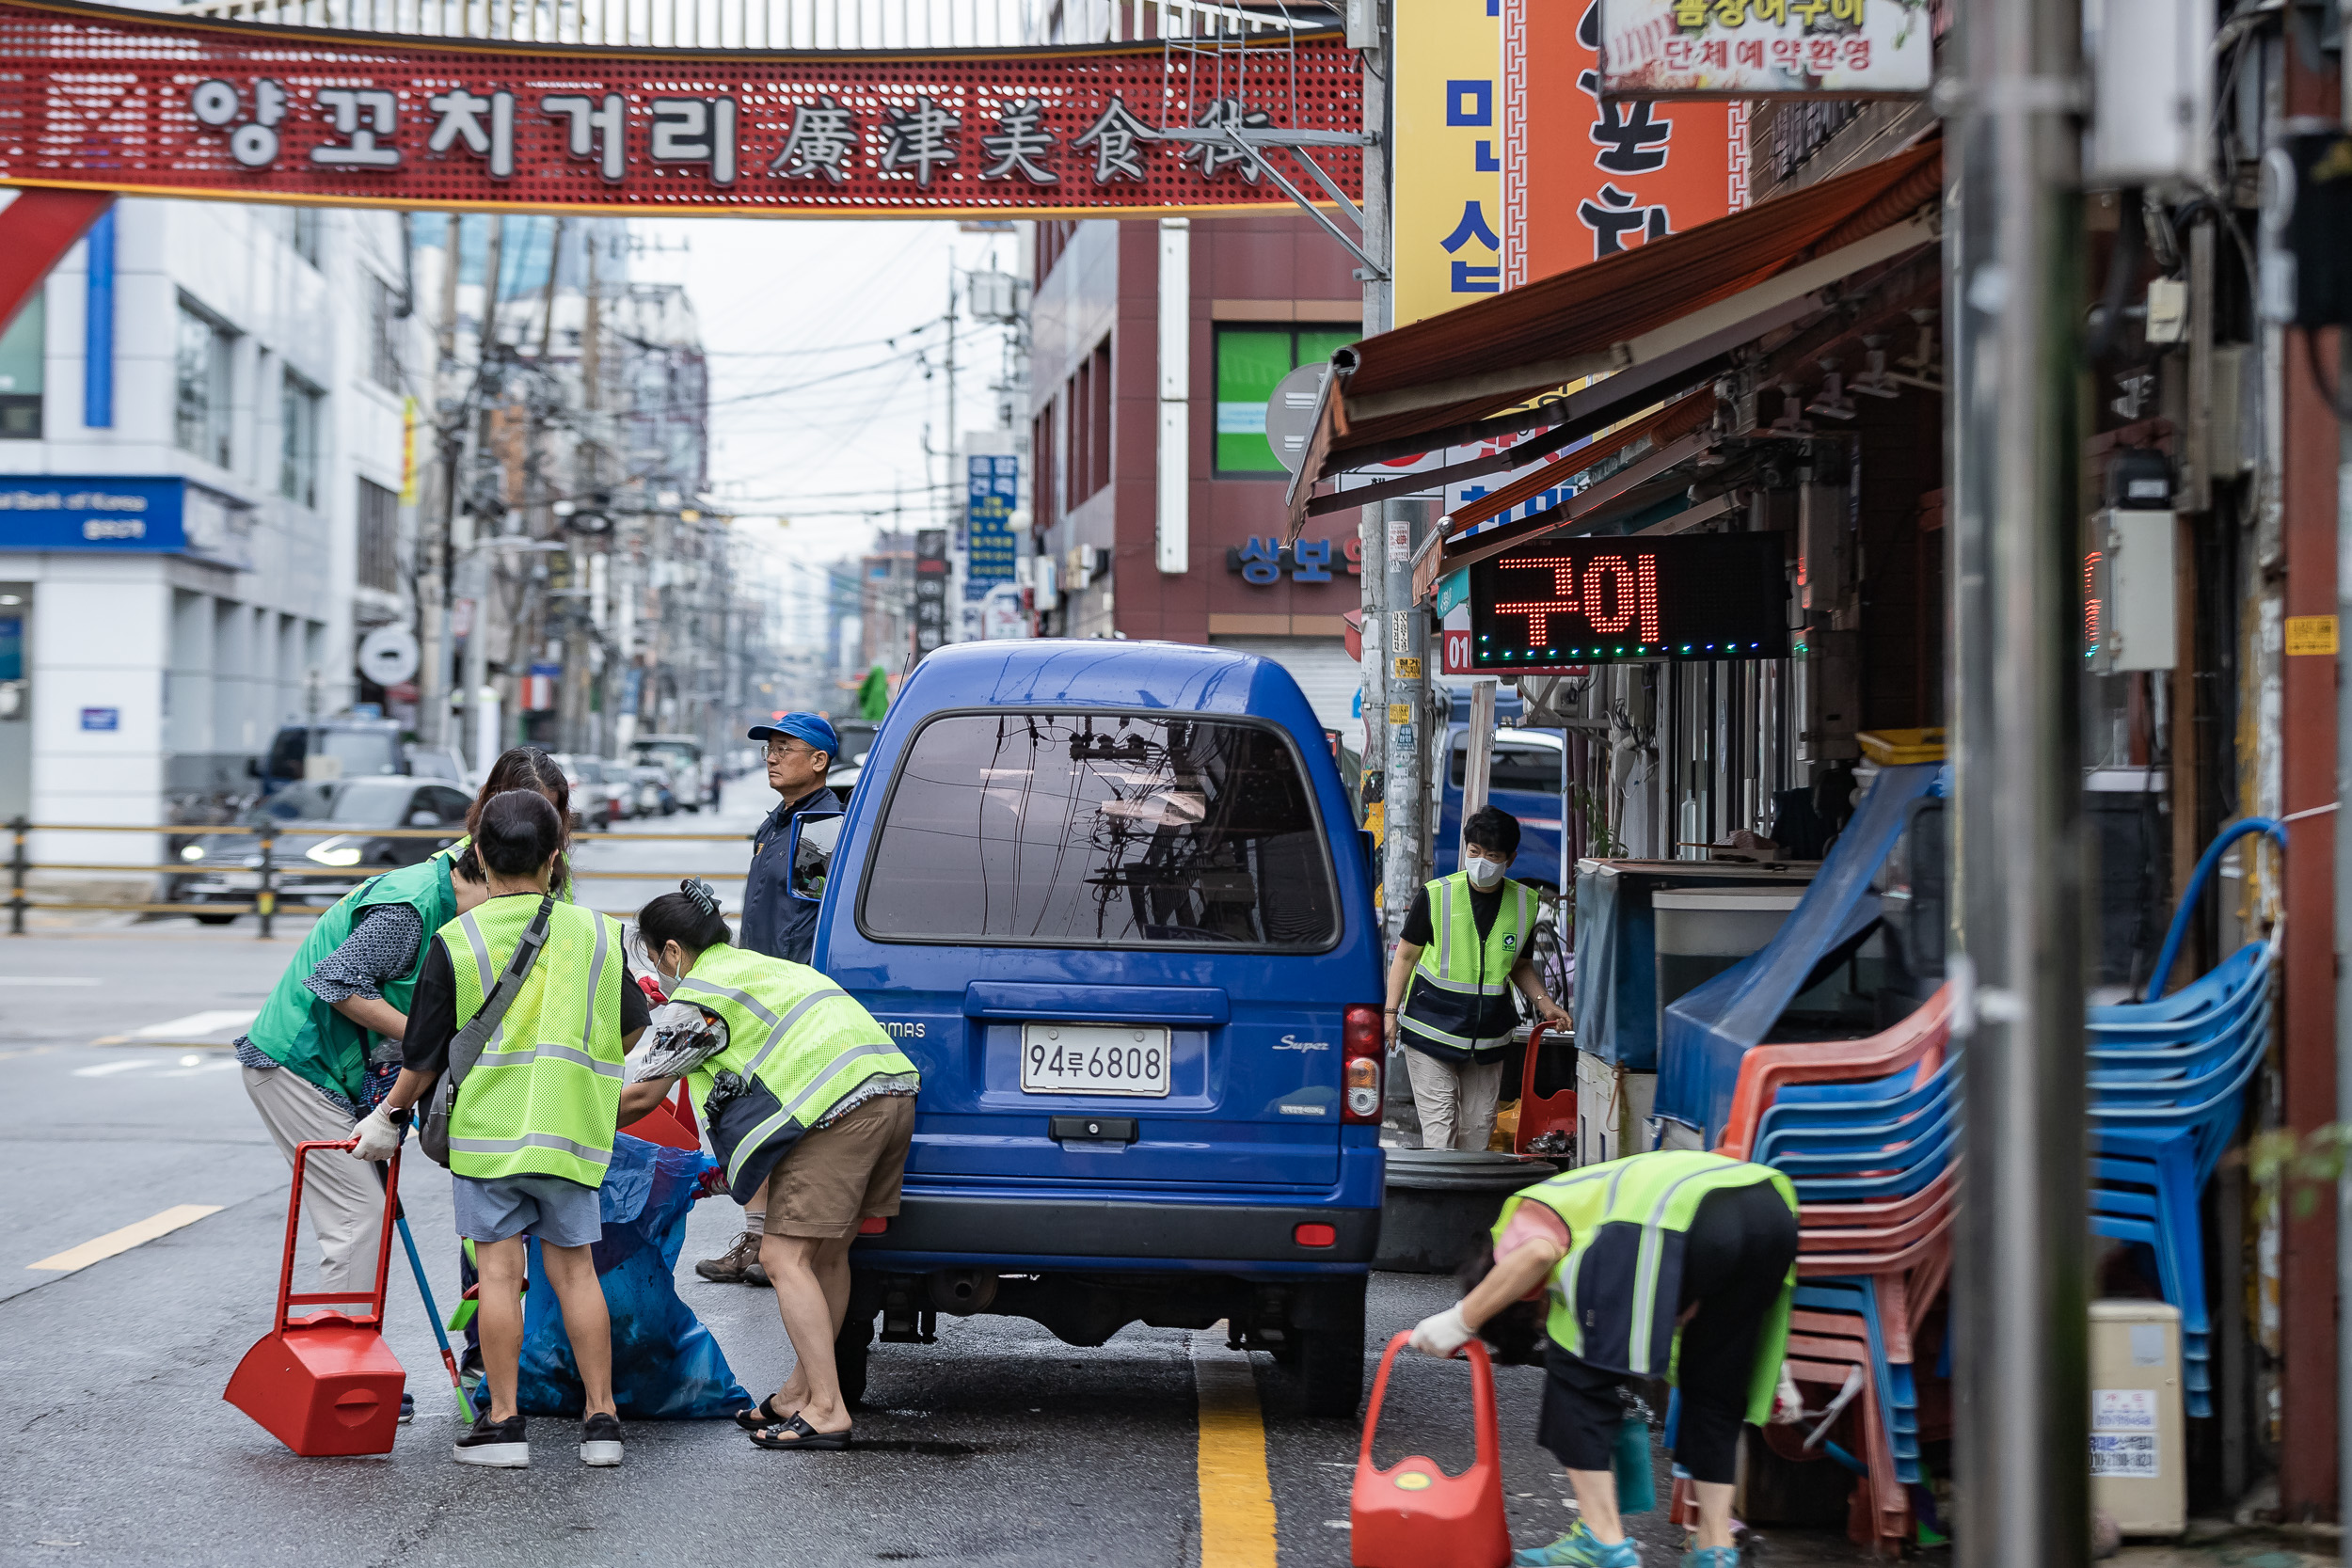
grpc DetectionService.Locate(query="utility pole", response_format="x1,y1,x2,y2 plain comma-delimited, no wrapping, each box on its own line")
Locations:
1949,0,2089,1556
462,214,506,769
2335,40,2352,1564
420,210,463,751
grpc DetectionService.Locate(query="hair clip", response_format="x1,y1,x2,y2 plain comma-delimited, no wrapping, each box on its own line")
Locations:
681,877,720,916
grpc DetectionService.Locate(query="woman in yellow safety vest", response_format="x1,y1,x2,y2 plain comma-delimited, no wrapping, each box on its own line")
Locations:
1408,1149,1803,1568
617,880,919,1452
1385,805,1570,1150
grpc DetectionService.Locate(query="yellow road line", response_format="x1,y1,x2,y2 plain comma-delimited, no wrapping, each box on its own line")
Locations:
29,1205,224,1273
1193,1328,1279,1568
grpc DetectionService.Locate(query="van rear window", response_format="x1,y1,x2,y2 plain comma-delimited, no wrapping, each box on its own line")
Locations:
860,712,1340,950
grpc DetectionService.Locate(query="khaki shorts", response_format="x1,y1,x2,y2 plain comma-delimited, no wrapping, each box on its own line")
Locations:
760,1092,916,1240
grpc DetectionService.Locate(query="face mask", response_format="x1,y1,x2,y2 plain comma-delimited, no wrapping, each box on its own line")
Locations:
1465,854,1506,889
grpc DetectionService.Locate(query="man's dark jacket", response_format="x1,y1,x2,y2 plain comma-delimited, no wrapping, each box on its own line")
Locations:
739,785,845,964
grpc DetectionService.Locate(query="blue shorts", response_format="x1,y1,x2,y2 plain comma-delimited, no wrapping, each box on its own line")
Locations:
453,1173,603,1249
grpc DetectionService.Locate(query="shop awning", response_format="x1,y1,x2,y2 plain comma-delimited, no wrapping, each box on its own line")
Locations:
1283,137,1942,537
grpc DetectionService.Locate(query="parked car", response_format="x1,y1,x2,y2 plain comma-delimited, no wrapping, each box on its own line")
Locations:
799,641,1384,1417
1427,687,1565,892
255,718,406,794
548,752,621,829
170,777,472,924
628,763,677,817
630,734,712,811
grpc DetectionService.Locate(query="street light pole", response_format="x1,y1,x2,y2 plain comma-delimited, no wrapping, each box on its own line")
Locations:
1950,0,2090,1556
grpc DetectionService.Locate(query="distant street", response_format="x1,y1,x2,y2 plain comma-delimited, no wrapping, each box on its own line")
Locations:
0,784,1885,1568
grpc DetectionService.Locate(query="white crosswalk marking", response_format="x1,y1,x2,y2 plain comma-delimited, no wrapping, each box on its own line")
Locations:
71,1059,153,1078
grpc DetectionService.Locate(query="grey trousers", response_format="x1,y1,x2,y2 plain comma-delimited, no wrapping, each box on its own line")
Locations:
243,1065,386,1300
1405,1049,1507,1151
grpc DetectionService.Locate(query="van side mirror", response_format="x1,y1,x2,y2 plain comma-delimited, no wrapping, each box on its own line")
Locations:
789,814,845,903
1359,829,1378,881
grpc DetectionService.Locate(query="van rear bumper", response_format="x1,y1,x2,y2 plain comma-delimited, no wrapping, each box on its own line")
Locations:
855,1193,1381,1269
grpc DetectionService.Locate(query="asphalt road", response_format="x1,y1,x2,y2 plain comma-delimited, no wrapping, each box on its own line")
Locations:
0,791,1876,1568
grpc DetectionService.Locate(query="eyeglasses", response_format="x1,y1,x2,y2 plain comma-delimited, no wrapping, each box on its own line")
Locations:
765,741,815,761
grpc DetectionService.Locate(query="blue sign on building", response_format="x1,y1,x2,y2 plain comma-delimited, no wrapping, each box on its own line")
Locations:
0,477,250,569
964,453,1019,601
80,706,119,731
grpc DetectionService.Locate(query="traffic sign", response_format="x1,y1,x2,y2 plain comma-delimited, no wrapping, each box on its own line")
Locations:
357,626,421,687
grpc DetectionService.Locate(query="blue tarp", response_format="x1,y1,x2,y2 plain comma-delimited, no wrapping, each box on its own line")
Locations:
1572,867,1659,1068
1652,764,1944,1147
507,1136,754,1420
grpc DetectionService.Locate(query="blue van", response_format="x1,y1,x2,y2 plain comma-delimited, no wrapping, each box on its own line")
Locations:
1429,688,1567,891
792,640,1387,1415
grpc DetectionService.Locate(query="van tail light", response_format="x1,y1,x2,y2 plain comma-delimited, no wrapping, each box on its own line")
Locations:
858,1216,889,1235
1342,1004,1384,1124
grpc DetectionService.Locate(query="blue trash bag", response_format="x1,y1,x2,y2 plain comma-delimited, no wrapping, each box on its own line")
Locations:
505,1135,754,1419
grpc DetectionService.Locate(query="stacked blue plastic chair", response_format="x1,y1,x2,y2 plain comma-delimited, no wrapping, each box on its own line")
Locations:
2086,817,2284,1418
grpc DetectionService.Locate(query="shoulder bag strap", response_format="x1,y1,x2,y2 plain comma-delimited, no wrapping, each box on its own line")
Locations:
444,893,557,1092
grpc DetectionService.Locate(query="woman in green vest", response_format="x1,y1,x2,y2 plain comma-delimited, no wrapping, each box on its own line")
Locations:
1385,805,1570,1150
1408,1150,1802,1568
358,789,650,1469
617,879,919,1452
235,828,492,1306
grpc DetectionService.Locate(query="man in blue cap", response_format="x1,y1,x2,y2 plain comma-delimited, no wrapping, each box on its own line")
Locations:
695,711,848,1287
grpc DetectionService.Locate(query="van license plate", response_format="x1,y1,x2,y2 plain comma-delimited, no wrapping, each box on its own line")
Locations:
1021,1023,1171,1097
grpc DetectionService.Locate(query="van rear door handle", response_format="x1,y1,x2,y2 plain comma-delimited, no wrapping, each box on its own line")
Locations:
963,982,1229,1027
1049,1116,1138,1145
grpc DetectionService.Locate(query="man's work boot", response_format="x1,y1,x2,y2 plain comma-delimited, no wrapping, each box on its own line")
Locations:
694,1231,770,1287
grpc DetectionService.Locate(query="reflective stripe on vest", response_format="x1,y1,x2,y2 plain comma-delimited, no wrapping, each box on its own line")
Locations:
671,945,918,1196
1399,873,1532,1054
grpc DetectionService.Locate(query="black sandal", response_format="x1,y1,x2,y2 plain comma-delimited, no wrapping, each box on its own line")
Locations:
734,1394,795,1433
748,1414,851,1451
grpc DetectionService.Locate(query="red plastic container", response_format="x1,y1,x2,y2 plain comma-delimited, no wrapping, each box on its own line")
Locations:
224,1139,407,1457
1515,1022,1577,1154
624,1081,703,1153
1351,1333,1513,1568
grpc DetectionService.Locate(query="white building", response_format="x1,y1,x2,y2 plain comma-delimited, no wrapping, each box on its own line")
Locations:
0,197,429,869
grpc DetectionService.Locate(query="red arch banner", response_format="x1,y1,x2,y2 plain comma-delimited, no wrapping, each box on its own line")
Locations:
0,0,1362,215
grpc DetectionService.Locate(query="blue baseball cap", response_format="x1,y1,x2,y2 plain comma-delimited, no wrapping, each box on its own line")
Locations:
748,712,841,759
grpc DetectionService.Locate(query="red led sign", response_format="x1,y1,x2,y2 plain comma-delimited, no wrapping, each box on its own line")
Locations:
1467,531,1789,667
0,0,1361,216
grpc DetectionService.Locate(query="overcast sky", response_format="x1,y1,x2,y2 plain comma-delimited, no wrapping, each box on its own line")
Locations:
628,217,1025,587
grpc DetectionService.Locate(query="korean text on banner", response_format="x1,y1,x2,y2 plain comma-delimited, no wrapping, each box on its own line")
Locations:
1505,0,1746,285
1392,0,1506,326
1593,0,1933,96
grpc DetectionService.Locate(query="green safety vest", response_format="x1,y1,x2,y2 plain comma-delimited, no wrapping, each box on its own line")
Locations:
671,943,918,1204
1399,871,1535,1063
442,894,628,1186
245,855,457,1104
1492,1150,1799,1426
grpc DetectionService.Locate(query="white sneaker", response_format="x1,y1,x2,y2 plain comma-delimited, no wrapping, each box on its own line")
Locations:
580,1412,624,1467
453,1412,530,1467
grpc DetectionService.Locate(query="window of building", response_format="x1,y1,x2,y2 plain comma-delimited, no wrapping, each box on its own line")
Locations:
357,477,400,593
366,273,400,389
279,372,322,509
1214,325,1359,473
1065,339,1112,506
0,291,44,439
174,299,233,467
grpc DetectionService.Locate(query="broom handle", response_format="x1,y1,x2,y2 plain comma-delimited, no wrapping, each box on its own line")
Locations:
394,1211,474,1420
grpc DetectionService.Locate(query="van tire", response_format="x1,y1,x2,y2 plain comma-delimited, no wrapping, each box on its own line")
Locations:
1297,1277,1368,1418
835,1307,875,1410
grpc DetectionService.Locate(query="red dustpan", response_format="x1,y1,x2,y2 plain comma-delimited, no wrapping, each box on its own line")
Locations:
225,1138,406,1457
1351,1333,1513,1568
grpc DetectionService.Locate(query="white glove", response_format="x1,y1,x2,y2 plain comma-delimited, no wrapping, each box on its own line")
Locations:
1771,1360,1804,1425
1409,1304,1475,1358
350,1105,405,1162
